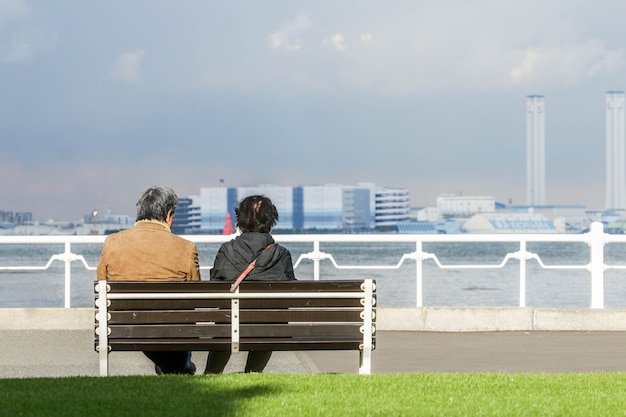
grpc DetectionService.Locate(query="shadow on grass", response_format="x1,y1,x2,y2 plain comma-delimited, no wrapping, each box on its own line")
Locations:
0,375,281,417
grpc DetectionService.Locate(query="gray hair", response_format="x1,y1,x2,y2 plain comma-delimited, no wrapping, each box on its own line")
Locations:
136,185,179,222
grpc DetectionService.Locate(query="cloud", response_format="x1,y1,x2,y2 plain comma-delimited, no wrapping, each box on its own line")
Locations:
108,50,146,83
360,33,373,45
322,32,346,51
267,13,311,51
510,40,625,85
0,1,56,63
313,2,626,96
1,27,57,63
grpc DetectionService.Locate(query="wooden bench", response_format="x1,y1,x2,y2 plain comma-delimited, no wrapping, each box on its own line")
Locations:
95,279,376,376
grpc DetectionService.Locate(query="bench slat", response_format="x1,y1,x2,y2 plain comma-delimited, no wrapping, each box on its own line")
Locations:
109,310,231,324
109,308,364,324
109,338,366,352
109,323,364,338
109,298,364,310
105,280,366,293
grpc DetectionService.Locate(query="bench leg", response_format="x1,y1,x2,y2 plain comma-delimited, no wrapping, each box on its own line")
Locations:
359,348,372,375
95,281,110,376
359,279,374,375
99,347,109,377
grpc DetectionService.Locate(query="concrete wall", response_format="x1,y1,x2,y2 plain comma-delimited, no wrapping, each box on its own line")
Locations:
378,307,626,331
0,308,94,330
3,307,626,332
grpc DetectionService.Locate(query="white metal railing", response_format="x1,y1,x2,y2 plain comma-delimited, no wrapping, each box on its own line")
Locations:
2,221,626,309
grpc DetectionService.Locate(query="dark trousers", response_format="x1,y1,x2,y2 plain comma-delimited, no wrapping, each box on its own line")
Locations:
204,351,273,374
143,351,196,375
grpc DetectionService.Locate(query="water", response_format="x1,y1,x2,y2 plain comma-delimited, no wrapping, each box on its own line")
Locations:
2,241,626,308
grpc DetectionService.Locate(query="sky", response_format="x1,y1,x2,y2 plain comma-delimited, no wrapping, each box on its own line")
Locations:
1,0,626,221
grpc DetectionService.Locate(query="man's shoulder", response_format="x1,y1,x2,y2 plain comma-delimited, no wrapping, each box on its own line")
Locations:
170,232,197,248
103,228,132,241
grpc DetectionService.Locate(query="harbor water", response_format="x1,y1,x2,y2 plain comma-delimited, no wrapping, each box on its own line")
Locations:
2,241,626,308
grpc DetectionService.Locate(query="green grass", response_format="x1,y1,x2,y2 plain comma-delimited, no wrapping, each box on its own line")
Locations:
1,373,625,417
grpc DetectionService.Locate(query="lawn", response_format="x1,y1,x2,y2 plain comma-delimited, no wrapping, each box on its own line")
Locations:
1,373,624,416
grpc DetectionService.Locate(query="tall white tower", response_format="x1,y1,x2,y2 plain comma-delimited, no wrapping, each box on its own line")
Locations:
606,91,626,210
526,95,546,206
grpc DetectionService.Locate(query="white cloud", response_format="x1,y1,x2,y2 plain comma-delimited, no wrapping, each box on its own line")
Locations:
314,2,626,96
267,13,311,51
0,1,56,63
510,40,625,85
109,50,146,83
322,32,346,51
360,33,373,45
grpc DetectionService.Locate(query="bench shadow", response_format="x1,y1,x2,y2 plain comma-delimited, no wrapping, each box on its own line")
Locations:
0,375,283,417
142,375,281,416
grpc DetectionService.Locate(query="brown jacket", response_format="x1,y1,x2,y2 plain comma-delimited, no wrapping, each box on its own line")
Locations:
96,220,200,281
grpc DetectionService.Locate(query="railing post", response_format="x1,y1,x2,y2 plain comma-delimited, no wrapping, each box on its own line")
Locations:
519,240,527,307
313,240,320,280
64,242,72,308
588,222,606,309
415,241,423,307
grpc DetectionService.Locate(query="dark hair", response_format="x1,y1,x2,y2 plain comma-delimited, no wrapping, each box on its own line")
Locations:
235,195,278,233
136,185,179,222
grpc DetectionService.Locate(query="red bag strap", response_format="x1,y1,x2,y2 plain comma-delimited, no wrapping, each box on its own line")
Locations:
229,244,275,292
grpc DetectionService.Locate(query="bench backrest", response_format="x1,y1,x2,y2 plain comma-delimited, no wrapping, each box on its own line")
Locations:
95,279,376,375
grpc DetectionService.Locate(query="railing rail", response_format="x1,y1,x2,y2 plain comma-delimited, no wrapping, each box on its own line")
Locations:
2,221,626,308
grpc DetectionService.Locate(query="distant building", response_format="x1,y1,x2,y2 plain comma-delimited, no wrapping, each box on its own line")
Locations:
408,195,586,234
526,95,546,206
0,210,32,225
375,187,411,228
172,197,198,234
462,213,560,233
183,183,409,233
436,195,495,218
606,91,626,210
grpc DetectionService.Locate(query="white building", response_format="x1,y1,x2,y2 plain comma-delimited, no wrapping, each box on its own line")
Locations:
375,187,411,227
436,195,495,218
462,213,562,233
299,184,344,230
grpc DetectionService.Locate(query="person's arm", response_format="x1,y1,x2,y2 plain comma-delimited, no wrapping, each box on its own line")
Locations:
188,244,201,281
96,240,109,280
209,246,227,281
283,250,296,280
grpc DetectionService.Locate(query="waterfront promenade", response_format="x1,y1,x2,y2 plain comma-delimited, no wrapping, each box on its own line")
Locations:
2,308,626,377
2,329,626,377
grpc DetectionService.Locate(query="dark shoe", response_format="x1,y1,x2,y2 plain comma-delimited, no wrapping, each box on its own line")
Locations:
184,361,197,375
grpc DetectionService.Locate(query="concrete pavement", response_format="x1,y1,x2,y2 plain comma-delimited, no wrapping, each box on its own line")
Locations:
2,329,626,378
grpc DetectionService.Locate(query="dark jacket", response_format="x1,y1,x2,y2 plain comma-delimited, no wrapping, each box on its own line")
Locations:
209,232,296,281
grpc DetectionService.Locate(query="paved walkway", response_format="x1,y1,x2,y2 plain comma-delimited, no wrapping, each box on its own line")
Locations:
2,330,626,378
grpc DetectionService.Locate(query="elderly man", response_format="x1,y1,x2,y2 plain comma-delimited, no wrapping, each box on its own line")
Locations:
97,185,200,374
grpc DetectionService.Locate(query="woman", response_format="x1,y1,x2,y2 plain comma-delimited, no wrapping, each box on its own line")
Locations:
204,194,296,373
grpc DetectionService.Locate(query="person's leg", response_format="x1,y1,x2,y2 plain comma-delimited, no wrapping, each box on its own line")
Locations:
244,351,272,373
203,351,232,374
143,351,196,375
